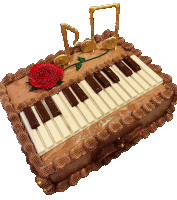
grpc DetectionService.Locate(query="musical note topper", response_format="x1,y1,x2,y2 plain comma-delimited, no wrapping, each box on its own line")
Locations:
54,23,79,66
81,3,120,52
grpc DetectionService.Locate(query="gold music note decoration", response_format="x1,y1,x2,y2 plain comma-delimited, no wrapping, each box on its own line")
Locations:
54,23,79,66
81,3,120,52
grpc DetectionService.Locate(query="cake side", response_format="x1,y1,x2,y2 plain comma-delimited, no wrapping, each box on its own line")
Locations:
0,30,176,195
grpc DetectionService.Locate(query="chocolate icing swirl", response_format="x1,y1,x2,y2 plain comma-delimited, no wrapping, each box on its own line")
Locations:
141,102,155,113
107,120,123,134
122,42,134,51
131,108,146,119
45,54,54,63
53,155,71,170
148,122,158,133
159,73,172,84
96,129,110,141
131,49,142,57
138,56,152,65
150,96,163,107
70,144,86,160
69,171,81,186
56,179,70,192
157,117,166,127
15,68,26,80
117,37,125,45
159,90,173,100
84,136,98,151
2,73,15,85
121,115,135,126
164,113,173,122
148,64,162,73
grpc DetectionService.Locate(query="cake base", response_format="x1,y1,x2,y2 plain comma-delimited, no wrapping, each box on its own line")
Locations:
0,30,176,195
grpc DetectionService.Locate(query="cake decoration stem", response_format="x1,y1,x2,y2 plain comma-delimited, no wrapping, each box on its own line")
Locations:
63,49,110,71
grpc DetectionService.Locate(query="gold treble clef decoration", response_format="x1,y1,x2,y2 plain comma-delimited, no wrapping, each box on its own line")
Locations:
81,3,120,52
54,23,79,66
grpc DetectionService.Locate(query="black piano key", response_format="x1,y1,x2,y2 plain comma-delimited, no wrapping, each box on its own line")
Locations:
23,107,39,129
62,87,79,107
123,56,141,72
71,82,88,102
85,75,102,94
102,66,120,83
45,96,61,117
94,71,111,88
115,60,133,77
34,101,51,123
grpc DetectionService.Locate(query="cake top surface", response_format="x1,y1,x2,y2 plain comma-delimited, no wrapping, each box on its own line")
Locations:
5,39,125,111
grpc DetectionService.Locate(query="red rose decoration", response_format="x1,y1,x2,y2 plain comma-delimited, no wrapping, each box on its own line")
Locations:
29,63,63,89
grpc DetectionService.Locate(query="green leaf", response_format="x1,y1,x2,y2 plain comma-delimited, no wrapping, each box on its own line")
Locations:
29,86,38,91
26,82,32,86
58,81,64,85
61,65,64,69
78,57,85,63
75,62,82,71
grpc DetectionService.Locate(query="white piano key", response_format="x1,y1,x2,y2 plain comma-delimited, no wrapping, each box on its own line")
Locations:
53,115,72,139
59,91,87,129
84,98,102,119
138,69,157,87
93,72,124,107
31,106,54,149
52,94,80,133
112,64,144,94
122,60,151,91
131,55,163,84
100,70,131,102
45,120,63,143
20,112,45,155
105,86,124,106
111,65,138,98
42,101,63,143
92,76,117,110
69,87,95,124
77,83,102,120
129,55,157,86
98,89,117,110
42,100,71,140
80,80,110,115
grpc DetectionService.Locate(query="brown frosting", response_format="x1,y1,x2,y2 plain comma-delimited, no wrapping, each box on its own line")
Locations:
138,56,152,65
131,49,142,57
148,64,162,73
159,73,172,84
0,30,176,195
122,42,134,51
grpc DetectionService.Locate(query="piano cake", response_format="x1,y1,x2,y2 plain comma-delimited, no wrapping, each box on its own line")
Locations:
0,3,177,195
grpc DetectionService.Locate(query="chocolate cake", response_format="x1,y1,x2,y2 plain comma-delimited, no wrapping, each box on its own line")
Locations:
0,2,177,196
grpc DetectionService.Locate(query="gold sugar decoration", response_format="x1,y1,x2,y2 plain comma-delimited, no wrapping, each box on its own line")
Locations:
43,189,47,193
81,3,120,52
54,23,79,66
120,143,124,148
37,181,42,186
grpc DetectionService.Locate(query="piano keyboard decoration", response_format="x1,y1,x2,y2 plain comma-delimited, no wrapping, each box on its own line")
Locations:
20,55,163,156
